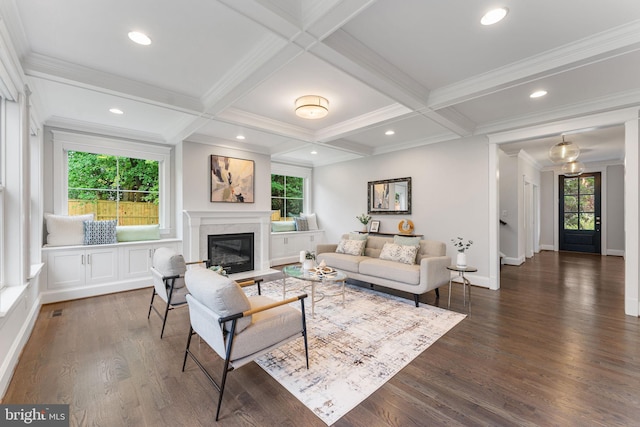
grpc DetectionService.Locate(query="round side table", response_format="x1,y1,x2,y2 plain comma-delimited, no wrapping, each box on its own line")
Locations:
446,265,477,313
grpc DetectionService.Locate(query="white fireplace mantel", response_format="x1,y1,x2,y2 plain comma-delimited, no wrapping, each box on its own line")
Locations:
183,210,272,272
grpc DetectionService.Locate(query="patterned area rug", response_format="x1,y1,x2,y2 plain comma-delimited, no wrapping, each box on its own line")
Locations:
244,279,466,425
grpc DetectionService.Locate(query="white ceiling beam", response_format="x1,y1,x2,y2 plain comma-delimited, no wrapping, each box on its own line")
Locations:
428,20,640,110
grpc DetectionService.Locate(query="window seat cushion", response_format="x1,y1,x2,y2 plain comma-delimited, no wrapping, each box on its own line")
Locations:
116,224,161,242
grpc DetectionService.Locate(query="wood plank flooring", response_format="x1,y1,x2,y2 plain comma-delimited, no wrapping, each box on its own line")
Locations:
3,251,639,426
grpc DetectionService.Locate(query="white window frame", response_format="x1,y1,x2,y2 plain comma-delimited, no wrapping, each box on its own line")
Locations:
271,162,312,215
52,130,171,231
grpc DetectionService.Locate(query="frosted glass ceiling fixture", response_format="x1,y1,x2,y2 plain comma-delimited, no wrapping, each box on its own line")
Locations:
128,31,152,45
481,7,508,25
562,160,585,177
295,95,329,119
549,135,580,163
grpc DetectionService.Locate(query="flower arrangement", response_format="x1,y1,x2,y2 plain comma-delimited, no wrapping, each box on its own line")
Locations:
209,265,228,276
305,251,316,261
451,237,473,253
356,213,372,225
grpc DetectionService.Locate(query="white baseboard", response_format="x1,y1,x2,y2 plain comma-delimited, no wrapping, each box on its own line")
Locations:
539,244,554,251
0,294,42,399
502,256,525,266
40,279,151,304
606,249,625,257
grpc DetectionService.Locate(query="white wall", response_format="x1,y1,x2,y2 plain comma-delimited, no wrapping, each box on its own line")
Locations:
180,140,271,214
517,152,541,260
498,149,518,261
607,164,625,254
313,136,493,287
539,170,555,249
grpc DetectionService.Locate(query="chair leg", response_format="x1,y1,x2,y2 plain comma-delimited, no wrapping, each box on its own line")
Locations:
160,301,171,339
413,294,419,307
182,326,194,372
147,288,156,319
300,298,309,369
435,288,440,299
216,320,237,421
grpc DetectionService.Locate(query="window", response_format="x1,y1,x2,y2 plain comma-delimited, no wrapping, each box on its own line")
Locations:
563,176,596,230
67,151,159,225
53,130,171,230
271,174,303,218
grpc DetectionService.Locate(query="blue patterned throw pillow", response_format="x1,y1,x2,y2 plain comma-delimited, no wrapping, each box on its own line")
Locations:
83,220,117,245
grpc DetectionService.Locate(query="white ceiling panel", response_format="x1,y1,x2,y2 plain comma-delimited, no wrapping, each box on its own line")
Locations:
2,0,638,167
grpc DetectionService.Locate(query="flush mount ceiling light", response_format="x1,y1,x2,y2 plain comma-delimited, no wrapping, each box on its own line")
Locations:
481,7,508,25
562,160,585,177
295,95,329,119
128,31,151,45
549,135,580,163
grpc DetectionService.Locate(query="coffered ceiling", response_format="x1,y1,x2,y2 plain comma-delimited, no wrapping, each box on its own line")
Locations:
2,0,639,167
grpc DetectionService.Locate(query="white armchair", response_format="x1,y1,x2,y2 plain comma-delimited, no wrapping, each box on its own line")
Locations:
182,267,309,421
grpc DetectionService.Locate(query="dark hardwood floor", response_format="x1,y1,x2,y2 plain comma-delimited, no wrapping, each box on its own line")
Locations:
3,251,639,426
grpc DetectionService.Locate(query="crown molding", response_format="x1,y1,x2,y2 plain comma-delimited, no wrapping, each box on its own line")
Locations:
480,90,640,139
428,20,640,110
184,132,272,155
45,116,167,145
371,132,460,156
517,150,543,170
24,53,204,113
217,107,315,141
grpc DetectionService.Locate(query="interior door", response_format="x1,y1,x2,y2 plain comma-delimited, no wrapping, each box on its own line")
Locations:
559,172,601,253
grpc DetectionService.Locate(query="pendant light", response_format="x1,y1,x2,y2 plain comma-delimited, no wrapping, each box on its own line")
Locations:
548,136,580,163
562,160,585,177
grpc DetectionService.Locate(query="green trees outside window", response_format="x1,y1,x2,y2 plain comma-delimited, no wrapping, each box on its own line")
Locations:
271,174,303,218
68,151,159,224
563,176,595,230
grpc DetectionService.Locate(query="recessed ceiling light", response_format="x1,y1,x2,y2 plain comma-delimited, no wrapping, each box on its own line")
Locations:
530,90,548,98
236,135,245,140
481,7,508,25
109,108,124,115
128,31,151,45
311,150,318,155
385,130,395,136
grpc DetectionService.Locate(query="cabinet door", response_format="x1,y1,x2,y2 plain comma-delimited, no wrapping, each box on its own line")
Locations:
47,249,86,290
85,248,118,284
120,246,154,280
270,235,289,259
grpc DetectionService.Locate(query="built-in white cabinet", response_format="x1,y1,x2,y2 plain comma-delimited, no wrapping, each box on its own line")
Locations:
42,239,180,303
270,230,325,266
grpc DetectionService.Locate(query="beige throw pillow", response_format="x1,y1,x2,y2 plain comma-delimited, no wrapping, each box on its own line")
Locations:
336,239,366,256
379,242,418,265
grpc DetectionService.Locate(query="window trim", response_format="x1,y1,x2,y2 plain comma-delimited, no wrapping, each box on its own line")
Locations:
52,130,171,230
271,163,312,215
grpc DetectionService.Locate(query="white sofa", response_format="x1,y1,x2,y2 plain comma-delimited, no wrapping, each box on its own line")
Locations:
316,234,451,306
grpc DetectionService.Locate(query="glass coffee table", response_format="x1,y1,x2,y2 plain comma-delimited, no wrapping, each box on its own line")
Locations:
282,265,348,316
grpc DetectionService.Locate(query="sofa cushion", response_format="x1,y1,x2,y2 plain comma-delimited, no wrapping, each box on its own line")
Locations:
359,258,421,285
316,252,367,273
300,212,318,230
294,217,309,231
83,220,118,245
379,242,418,265
271,221,296,232
394,235,421,247
185,267,252,333
336,239,366,256
44,213,94,246
116,224,160,242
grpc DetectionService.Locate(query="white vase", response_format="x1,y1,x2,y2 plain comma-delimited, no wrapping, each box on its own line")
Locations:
456,252,467,268
303,259,314,271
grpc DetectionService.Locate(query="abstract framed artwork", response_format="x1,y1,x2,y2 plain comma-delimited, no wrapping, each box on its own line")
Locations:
210,155,255,203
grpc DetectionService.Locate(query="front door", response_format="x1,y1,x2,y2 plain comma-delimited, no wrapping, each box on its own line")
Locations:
559,172,601,253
